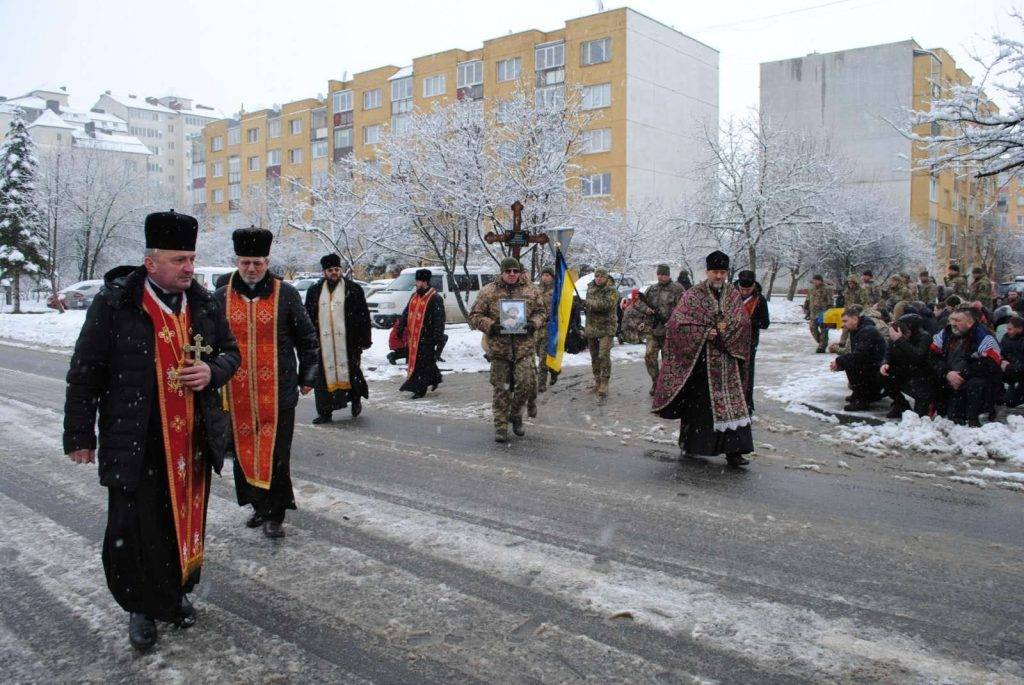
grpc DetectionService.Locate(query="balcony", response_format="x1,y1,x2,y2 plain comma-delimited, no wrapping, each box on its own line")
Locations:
311,127,329,141
457,84,484,101
266,165,281,180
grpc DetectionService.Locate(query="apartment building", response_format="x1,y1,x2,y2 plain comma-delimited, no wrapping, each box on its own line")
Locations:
196,7,719,221
92,92,222,208
760,41,1007,268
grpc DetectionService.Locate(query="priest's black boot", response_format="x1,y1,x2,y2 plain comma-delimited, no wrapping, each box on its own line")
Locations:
128,613,157,651
726,453,750,469
263,520,285,538
312,413,332,424
351,397,362,418
175,595,197,629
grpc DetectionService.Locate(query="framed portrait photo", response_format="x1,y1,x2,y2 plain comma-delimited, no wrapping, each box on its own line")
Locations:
499,299,528,335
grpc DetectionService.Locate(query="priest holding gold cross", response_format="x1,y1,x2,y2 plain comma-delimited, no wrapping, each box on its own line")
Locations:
63,211,240,652
215,227,320,540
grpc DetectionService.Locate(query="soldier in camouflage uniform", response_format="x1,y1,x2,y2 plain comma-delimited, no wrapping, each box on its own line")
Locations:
883,274,911,306
533,267,557,396
914,271,940,304
969,267,994,310
945,264,969,300
842,275,864,308
468,257,546,443
805,274,835,353
584,267,620,399
639,264,685,394
860,270,882,307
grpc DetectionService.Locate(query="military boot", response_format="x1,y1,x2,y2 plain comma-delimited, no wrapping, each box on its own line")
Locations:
495,427,509,443
511,415,526,437
596,379,608,398
527,400,537,418
128,613,157,651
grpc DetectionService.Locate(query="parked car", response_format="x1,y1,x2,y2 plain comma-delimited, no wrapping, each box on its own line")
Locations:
366,266,498,328
48,280,104,310
192,266,235,291
574,271,641,300
364,279,393,299
290,277,319,294
997,278,1024,299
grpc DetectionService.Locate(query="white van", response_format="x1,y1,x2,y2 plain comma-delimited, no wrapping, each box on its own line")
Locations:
192,266,235,291
367,265,498,328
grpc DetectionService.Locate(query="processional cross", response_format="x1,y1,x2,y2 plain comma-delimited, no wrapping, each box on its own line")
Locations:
183,333,213,363
484,200,549,260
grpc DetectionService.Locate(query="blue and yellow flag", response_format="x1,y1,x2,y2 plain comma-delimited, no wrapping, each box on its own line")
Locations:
545,249,577,374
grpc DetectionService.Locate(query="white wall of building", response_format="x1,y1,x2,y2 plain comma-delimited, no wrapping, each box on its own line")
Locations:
624,9,719,215
759,41,917,216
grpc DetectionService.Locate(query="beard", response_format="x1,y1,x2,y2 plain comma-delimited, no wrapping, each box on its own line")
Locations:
241,272,263,286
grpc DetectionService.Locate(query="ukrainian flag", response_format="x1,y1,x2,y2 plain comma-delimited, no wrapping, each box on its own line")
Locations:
545,249,577,374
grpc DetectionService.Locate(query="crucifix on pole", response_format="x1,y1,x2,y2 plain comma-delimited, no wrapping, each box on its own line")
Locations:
484,200,549,261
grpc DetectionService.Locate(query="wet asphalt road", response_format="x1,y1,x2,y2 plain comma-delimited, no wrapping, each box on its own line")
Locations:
0,341,1021,683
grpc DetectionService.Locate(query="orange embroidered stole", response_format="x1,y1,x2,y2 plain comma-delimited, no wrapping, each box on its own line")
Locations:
405,288,436,378
226,275,280,489
141,283,207,585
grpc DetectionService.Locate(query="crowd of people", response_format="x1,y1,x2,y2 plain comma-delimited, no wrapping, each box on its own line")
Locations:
807,265,1024,425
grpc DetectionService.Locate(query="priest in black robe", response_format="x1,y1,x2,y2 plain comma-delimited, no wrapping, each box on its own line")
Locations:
652,251,754,469
396,269,446,398
64,211,240,650
304,254,372,423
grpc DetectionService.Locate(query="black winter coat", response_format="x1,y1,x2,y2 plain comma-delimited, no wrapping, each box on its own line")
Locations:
214,272,320,410
1000,332,1024,378
304,277,373,397
927,323,1001,382
885,328,934,384
745,287,770,348
835,317,886,372
63,265,240,491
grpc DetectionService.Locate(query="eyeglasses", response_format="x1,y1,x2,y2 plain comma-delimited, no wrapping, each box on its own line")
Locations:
503,269,521,274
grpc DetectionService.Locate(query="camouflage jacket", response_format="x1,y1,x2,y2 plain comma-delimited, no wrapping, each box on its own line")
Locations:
883,283,912,304
641,280,685,336
969,276,993,307
584,280,620,338
468,279,546,361
842,284,865,307
536,280,555,326
806,283,835,314
914,279,939,304
945,275,969,299
861,282,882,305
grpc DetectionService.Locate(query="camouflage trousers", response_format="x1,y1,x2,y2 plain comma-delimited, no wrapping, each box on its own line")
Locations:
535,333,551,392
490,357,536,428
645,334,665,382
808,317,829,352
588,335,612,383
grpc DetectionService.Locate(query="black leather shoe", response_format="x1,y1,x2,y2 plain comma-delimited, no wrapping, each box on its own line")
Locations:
312,413,332,424
351,399,362,418
886,404,909,419
726,453,750,469
411,391,426,399
245,513,263,528
386,351,397,365
511,416,526,437
129,613,157,651
175,595,197,629
263,520,285,538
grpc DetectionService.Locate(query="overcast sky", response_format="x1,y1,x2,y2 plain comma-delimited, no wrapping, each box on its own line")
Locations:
0,0,1017,120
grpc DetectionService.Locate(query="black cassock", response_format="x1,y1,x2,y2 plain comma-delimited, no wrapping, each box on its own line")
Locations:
304,277,372,414
397,290,446,394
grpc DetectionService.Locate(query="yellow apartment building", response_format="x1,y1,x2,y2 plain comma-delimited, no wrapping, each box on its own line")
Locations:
761,40,1015,271
194,7,719,224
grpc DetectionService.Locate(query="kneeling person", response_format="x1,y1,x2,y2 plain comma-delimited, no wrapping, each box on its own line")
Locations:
215,228,319,538
469,257,545,442
830,306,886,411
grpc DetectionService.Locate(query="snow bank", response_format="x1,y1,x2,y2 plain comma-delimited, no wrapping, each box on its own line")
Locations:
767,296,806,324
836,412,1024,466
0,308,86,349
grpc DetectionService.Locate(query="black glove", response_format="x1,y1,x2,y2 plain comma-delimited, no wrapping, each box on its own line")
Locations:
488,323,502,336
525,322,536,334
652,313,666,327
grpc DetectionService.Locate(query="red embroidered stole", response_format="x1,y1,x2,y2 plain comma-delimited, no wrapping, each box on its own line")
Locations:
743,294,758,317
226,274,280,489
405,288,436,378
141,283,207,585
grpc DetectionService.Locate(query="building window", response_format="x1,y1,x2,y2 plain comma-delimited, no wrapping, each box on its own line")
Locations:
582,172,611,197
248,155,260,171
363,124,381,145
312,139,328,158
535,85,565,110
929,175,938,203
391,76,413,103
247,128,259,143
228,128,240,146
290,119,302,135
211,136,223,152
333,90,353,113
192,161,205,178
457,60,483,88
212,188,224,204
363,88,382,110
581,37,612,66
268,119,281,138
289,148,303,164
228,184,241,201
928,218,938,243
391,114,411,133
535,42,565,70
581,128,612,154
247,184,260,198
1019,215,1024,227
267,149,281,166
937,222,946,245
423,74,446,98
192,187,206,205
334,127,353,149
496,57,522,83
212,161,223,178
582,83,612,110
228,156,240,183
